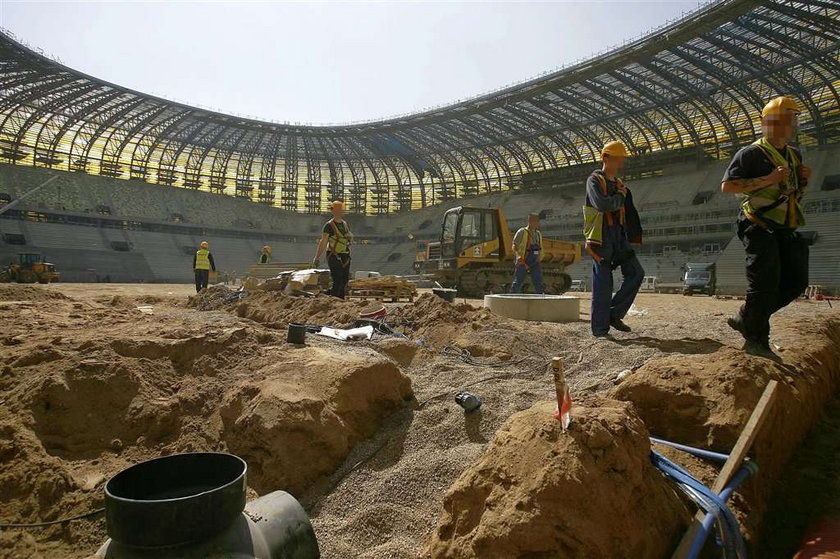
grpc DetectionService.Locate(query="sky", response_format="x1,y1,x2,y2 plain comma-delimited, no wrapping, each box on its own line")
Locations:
0,1,700,125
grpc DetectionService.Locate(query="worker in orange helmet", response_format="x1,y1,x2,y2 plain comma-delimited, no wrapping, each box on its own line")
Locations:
313,201,353,298
721,96,811,359
583,141,645,338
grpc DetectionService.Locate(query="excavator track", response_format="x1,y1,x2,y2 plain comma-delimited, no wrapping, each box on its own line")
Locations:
445,264,572,298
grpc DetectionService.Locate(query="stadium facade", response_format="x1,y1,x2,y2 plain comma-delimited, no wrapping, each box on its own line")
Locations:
0,0,839,290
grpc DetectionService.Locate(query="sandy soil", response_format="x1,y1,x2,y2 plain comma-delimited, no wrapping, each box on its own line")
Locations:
0,282,836,558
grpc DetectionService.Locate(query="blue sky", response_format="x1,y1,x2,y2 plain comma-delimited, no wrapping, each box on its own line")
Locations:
0,1,699,124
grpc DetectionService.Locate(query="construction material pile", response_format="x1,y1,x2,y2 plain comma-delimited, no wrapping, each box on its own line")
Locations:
347,275,418,302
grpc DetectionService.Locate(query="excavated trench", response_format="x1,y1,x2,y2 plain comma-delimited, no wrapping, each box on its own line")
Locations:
1,284,838,558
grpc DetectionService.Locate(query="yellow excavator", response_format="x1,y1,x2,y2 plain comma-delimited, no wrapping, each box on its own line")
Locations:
0,252,60,284
414,206,581,295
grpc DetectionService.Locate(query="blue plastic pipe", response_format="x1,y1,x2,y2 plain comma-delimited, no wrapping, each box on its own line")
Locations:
685,461,758,559
650,436,730,464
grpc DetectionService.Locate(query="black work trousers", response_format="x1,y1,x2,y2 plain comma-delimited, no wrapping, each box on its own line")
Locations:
737,216,809,344
194,269,210,293
327,252,351,299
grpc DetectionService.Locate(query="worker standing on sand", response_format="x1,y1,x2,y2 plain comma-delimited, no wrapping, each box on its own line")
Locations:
259,245,271,264
510,213,545,294
721,96,811,359
313,201,353,299
193,241,216,293
583,141,645,338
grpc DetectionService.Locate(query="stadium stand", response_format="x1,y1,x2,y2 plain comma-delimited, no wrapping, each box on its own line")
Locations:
1,0,838,290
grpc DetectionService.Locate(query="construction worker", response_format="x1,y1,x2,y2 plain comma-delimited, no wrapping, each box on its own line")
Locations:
193,241,216,293
510,213,544,294
313,201,353,298
721,96,811,358
583,141,644,338
259,245,271,264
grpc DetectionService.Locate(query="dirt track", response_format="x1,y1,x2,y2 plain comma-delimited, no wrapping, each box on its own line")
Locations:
0,282,836,558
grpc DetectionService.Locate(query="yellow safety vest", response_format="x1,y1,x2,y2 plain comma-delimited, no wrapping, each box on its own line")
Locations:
515,228,543,261
741,137,805,229
195,249,211,270
327,219,352,254
583,172,626,246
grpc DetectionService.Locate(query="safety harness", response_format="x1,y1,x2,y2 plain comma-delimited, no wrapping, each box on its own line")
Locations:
327,219,352,255
582,171,627,263
515,227,543,263
741,137,805,230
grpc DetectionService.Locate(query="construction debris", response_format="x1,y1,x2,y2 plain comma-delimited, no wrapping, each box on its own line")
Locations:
347,275,417,302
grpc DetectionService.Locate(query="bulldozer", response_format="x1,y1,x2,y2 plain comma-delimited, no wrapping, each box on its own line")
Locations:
0,252,60,284
414,206,581,296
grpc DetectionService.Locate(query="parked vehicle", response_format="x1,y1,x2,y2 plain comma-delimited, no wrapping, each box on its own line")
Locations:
683,262,716,296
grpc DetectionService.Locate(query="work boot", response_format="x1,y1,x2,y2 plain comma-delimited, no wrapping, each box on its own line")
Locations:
727,315,746,338
592,331,612,339
610,318,632,332
743,339,780,361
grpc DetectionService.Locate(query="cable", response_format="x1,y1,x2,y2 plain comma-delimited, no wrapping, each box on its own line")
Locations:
0,507,105,529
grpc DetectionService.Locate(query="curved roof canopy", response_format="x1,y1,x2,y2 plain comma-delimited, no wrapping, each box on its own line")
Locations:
1,0,838,214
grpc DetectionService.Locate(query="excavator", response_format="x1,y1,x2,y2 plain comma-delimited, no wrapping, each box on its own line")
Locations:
414,206,580,296
0,252,60,284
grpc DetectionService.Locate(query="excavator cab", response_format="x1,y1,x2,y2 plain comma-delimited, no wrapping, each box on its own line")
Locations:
439,207,505,260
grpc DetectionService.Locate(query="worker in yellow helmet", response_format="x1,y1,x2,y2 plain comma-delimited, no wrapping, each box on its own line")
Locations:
721,96,811,359
193,240,216,293
313,201,353,298
259,245,271,264
583,140,645,338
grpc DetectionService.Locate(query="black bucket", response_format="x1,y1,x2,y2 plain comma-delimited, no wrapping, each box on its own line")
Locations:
433,287,457,303
287,323,306,344
104,453,247,548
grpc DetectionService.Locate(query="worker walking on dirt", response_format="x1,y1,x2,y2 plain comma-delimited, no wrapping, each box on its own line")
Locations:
721,96,811,359
259,245,271,264
193,241,216,293
583,141,644,338
313,201,353,298
510,213,545,294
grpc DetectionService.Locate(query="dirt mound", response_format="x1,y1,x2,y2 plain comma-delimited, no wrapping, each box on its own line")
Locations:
0,284,69,302
390,294,500,351
610,314,840,544
0,290,414,557
221,346,414,495
425,396,688,558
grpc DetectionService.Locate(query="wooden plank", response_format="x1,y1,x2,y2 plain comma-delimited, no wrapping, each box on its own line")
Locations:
671,379,778,559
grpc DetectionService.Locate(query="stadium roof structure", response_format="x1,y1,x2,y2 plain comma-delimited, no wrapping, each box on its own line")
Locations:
1,0,839,215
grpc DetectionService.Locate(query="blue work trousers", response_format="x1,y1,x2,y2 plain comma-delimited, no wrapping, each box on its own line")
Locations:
511,251,544,294
590,230,644,335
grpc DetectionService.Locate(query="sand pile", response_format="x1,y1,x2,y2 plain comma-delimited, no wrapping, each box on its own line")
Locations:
221,346,414,495
425,397,689,558
0,289,414,558
611,314,840,543
389,294,501,351
0,284,69,302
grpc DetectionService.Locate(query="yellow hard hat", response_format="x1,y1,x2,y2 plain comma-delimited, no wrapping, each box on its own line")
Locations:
761,96,800,118
200,241,209,249
601,141,628,158
330,200,345,211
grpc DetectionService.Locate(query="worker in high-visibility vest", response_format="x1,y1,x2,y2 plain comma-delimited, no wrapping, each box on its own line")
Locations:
583,141,645,338
721,96,811,359
510,213,545,294
313,201,353,298
193,240,216,293
259,245,271,264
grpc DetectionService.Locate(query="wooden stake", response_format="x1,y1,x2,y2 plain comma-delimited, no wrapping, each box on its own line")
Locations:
671,379,779,559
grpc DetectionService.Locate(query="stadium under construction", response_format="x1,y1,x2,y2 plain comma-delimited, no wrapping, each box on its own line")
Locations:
1,0,839,291
3,1,840,558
